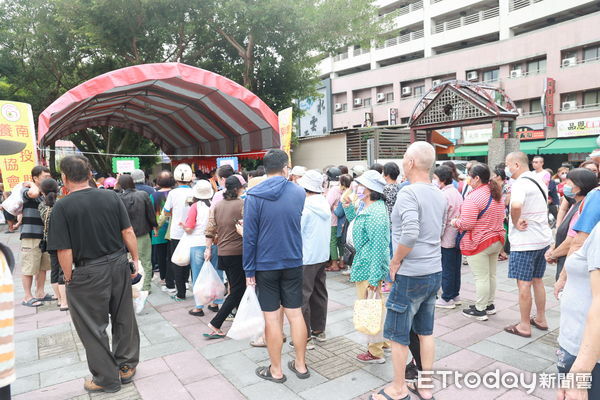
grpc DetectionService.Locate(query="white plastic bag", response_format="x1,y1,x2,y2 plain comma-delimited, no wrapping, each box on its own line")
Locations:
193,261,225,305
227,286,265,340
1,183,24,216
131,261,147,314
171,234,194,266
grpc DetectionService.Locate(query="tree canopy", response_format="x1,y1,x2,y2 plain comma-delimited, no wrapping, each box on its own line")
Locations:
0,0,388,172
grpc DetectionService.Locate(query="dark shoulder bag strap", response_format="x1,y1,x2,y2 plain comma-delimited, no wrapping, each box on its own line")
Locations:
522,176,547,204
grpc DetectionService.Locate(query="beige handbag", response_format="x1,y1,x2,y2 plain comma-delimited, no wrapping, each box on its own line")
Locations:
353,289,383,336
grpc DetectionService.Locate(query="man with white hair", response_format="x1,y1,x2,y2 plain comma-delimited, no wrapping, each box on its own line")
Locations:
289,166,307,184
373,141,446,400
131,169,155,196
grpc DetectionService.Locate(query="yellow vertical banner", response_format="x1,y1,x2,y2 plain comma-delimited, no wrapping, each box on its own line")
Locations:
0,101,38,190
278,107,293,160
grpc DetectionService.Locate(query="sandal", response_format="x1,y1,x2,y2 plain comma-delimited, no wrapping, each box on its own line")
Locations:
21,298,43,307
188,308,205,317
287,360,310,379
371,389,410,400
203,331,225,339
37,294,57,302
530,317,548,331
255,366,286,384
504,323,531,338
407,382,435,400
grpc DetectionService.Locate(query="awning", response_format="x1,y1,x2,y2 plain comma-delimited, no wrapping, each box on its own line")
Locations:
538,136,599,155
520,139,555,155
450,144,488,157
38,63,280,156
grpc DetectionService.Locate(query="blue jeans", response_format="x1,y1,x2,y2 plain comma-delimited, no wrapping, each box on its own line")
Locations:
441,247,462,301
384,272,442,345
190,245,223,309
557,346,600,398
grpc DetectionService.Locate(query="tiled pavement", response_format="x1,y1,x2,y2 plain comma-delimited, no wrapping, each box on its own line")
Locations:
3,226,560,399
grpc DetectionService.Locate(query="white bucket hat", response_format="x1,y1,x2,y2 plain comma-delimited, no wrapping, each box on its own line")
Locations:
298,170,324,193
355,170,386,194
193,180,214,199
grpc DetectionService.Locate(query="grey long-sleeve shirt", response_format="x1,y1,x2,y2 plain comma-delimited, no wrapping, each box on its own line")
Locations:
391,182,447,276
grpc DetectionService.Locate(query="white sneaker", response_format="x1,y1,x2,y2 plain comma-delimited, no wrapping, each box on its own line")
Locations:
452,296,462,305
435,298,456,309
341,268,351,276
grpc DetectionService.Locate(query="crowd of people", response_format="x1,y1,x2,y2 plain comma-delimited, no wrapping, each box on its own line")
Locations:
0,145,599,398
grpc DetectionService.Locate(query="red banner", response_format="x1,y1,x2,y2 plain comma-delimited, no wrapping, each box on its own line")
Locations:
543,78,555,127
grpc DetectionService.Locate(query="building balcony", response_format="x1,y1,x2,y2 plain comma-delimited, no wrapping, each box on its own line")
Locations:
429,0,497,18
508,0,599,33
387,1,424,30
374,30,425,62
430,8,499,49
432,7,499,34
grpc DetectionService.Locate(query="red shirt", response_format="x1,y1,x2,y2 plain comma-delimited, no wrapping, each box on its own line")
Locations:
454,184,506,256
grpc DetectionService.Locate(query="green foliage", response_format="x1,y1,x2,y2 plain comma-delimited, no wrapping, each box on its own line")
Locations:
0,0,386,171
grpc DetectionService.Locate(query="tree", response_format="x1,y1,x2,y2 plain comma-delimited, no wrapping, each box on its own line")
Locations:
0,0,388,168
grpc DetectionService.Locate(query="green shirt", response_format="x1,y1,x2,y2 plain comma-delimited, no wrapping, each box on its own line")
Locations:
344,200,390,286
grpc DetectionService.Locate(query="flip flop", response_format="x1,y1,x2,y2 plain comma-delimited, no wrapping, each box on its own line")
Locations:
255,366,286,384
530,317,548,331
504,324,531,338
60,307,69,312
407,382,435,400
21,298,43,307
203,332,225,339
371,389,411,400
287,360,310,379
37,294,57,302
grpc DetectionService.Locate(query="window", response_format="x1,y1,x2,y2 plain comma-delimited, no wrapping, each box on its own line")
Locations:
414,85,425,97
563,93,577,103
363,97,372,107
529,98,541,113
583,90,600,108
400,117,410,125
583,46,600,62
527,58,546,75
482,69,499,83
386,92,394,102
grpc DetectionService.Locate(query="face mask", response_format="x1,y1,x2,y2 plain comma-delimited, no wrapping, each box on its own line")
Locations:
560,174,567,179
563,185,577,198
356,186,365,200
504,167,513,179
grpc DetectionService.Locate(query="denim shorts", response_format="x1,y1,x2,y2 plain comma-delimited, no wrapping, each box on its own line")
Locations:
384,272,442,345
557,346,600,398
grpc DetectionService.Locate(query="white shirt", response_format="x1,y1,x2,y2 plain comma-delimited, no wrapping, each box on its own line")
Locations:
509,171,552,251
163,186,194,240
535,169,551,187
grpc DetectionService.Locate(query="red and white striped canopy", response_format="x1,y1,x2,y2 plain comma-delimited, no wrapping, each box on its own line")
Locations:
38,63,280,156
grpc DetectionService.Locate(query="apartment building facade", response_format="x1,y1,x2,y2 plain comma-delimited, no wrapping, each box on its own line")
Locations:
301,0,600,165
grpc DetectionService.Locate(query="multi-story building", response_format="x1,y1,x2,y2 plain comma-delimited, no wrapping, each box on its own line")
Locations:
299,0,600,168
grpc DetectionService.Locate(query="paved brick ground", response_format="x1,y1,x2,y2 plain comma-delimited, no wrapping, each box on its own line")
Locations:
3,225,560,399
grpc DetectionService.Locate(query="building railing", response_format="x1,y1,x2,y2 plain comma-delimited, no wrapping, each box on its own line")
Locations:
433,6,499,34
519,110,542,117
560,102,600,112
510,0,545,12
506,68,546,79
333,52,349,62
376,29,425,49
353,47,371,56
561,55,600,68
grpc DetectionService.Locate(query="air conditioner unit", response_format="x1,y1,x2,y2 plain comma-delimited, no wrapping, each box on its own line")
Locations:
376,93,386,103
334,103,342,111
432,79,442,87
562,101,577,111
401,87,412,96
354,98,363,106
466,71,478,81
510,69,522,78
517,108,523,115
562,57,577,68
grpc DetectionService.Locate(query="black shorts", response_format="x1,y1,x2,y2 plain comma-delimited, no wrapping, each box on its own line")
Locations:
2,209,16,222
256,267,303,312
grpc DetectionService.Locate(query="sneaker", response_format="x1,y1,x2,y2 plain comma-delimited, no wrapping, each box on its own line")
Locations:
84,379,120,393
225,313,236,321
435,298,456,309
357,352,385,364
207,304,219,313
405,360,419,382
452,296,462,305
486,304,496,315
171,295,185,302
290,339,315,350
311,331,327,342
119,366,136,384
462,306,488,321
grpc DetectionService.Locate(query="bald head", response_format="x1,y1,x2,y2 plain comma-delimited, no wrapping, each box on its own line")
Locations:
405,141,436,171
505,151,530,179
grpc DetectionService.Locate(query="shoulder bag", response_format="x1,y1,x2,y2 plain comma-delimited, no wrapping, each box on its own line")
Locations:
455,195,493,249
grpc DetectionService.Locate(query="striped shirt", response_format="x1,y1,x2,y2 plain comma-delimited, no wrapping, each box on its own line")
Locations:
454,184,505,256
0,250,15,389
20,188,43,240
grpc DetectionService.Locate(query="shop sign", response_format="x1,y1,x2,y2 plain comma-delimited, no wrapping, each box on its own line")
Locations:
557,117,600,138
504,124,545,141
462,128,492,144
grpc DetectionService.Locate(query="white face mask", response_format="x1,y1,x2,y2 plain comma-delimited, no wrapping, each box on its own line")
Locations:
504,166,513,179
